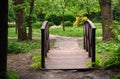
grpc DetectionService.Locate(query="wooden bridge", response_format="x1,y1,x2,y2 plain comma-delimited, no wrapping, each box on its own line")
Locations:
41,20,96,69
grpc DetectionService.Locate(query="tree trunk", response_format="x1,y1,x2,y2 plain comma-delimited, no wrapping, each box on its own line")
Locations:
118,0,120,22
0,0,8,79
62,11,65,31
28,0,34,40
86,0,91,19
99,0,114,41
13,0,27,41
118,0,120,8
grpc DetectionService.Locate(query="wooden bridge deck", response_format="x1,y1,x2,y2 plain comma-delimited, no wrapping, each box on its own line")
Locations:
45,36,91,69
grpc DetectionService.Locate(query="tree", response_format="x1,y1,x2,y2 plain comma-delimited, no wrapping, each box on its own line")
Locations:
99,0,114,41
0,0,8,79
28,0,34,40
13,0,27,41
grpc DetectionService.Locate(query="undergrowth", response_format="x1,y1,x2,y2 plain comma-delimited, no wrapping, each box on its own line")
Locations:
8,40,41,54
7,71,19,79
30,55,41,69
95,39,120,69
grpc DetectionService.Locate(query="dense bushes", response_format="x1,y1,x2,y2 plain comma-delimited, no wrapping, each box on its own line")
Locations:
104,46,120,69
7,71,19,79
45,14,75,25
73,14,88,27
62,21,73,27
8,40,40,54
32,22,43,28
96,39,120,69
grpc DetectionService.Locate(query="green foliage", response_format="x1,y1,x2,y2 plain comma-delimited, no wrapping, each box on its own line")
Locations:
103,46,120,69
96,39,120,69
48,22,54,26
112,73,120,79
30,55,41,69
62,21,73,27
8,0,15,22
73,13,88,27
88,54,103,67
26,14,38,23
45,14,62,25
113,1,120,21
7,71,19,79
96,40,119,55
8,40,41,54
15,4,26,10
32,22,43,28
8,41,27,53
112,21,120,41
64,15,75,22
50,27,83,37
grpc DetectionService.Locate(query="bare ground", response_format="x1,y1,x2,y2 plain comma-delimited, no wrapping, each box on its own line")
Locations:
7,35,120,79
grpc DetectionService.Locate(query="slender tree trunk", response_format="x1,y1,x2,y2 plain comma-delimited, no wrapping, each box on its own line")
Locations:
99,0,114,41
118,0,120,12
62,11,65,31
13,0,27,41
0,0,8,79
15,20,18,33
28,0,34,40
86,0,91,19
118,0,120,8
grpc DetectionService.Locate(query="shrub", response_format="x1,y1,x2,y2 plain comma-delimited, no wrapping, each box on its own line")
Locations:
112,21,120,41
73,13,88,27
8,41,28,53
8,40,41,54
48,22,54,27
7,71,19,79
30,55,41,69
45,14,62,25
112,73,120,79
64,15,75,22
62,21,73,27
32,22,43,28
103,46,120,69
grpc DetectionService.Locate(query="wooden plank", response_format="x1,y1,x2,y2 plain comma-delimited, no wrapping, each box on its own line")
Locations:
45,50,91,69
45,36,91,69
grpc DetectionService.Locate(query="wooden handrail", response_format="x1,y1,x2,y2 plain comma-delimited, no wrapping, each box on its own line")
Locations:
83,20,96,64
41,21,50,68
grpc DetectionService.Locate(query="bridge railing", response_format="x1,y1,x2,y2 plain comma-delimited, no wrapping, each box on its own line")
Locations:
83,20,96,63
41,21,50,68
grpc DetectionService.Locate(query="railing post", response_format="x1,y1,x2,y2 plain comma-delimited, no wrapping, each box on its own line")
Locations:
41,28,45,68
41,21,49,68
92,28,96,63
84,20,96,67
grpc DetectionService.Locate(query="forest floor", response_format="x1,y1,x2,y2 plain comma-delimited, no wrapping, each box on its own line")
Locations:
7,35,120,79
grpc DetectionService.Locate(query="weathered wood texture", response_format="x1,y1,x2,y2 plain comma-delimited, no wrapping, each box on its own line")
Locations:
41,20,96,69
41,21,50,68
45,36,91,69
84,20,96,63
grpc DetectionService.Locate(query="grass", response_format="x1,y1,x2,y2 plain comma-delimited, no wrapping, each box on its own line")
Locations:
8,22,102,37
50,26,84,37
8,39,41,53
50,23,102,37
8,22,120,69
8,27,41,37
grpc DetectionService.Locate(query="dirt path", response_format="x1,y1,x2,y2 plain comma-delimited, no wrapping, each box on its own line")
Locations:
7,35,119,79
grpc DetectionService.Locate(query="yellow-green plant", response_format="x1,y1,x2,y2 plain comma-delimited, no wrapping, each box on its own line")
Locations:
73,13,88,27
